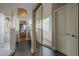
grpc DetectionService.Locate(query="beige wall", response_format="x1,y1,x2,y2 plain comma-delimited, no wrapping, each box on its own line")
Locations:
0,14,4,48
4,17,12,42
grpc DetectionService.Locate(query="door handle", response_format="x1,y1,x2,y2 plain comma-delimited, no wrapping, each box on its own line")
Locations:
71,35,76,37
66,33,69,36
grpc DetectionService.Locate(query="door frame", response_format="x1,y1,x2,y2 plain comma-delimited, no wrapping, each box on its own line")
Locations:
53,4,79,56
31,3,42,54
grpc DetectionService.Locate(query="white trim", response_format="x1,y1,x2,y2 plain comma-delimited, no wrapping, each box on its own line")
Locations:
75,3,78,56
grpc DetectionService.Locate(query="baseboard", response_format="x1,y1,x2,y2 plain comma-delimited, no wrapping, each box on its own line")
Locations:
9,49,15,56
36,41,54,51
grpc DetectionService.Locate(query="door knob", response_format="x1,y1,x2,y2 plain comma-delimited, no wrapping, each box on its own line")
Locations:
66,33,69,36
71,35,76,37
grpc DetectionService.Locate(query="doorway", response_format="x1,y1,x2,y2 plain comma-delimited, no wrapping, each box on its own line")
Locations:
54,4,78,56
18,21,26,44
55,6,66,55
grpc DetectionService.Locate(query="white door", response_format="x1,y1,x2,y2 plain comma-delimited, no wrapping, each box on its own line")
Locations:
55,6,66,55
66,4,78,56
55,4,78,56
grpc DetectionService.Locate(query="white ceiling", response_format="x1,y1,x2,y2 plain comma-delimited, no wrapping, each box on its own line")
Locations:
0,3,33,9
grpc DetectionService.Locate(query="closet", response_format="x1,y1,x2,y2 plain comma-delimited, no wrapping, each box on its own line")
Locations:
54,4,78,56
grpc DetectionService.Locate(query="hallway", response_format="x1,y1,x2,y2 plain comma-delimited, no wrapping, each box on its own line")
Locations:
13,40,65,56
0,3,78,56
